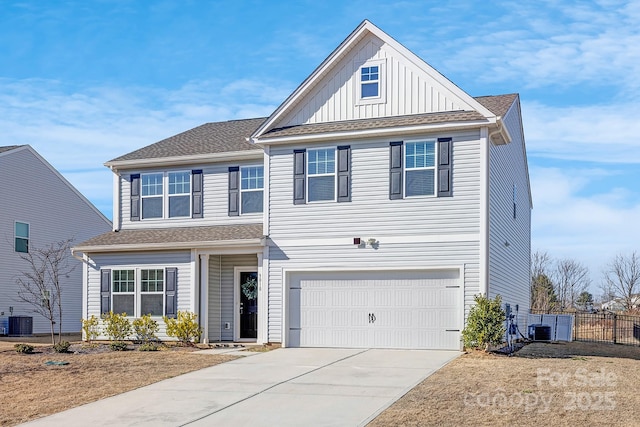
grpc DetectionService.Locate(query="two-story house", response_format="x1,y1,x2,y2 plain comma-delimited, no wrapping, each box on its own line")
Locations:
0,145,111,335
73,20,531,350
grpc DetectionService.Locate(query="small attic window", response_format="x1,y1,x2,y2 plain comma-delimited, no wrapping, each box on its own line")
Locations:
355,59,386,105
361,66,379,98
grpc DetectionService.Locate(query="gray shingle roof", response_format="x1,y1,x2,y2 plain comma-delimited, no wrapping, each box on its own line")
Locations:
475,93,518,117
0,145,24,154
260,110,486,140
74,224,264,251
259,94,517,140
108,118,266,163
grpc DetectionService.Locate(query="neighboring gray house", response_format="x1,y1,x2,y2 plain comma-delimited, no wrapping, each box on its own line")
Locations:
74,20,531,350
0,145,112,334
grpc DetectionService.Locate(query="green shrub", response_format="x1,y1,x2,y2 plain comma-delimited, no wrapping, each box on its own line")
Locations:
462,294,506,351
132,314,159,344
163,311,202,345
102,311,132,349
53,341,71,353
109,341,129,351
81,315,101,342
138,342,159,352
14,343,34,354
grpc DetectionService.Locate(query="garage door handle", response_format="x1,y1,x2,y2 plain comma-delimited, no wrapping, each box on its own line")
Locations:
445,329,459,332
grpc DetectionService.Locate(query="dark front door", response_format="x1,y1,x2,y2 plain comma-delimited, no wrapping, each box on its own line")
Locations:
239,271,258,339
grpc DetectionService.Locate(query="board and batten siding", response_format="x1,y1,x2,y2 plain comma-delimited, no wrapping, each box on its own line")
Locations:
268,130,481,239
207,255,222,341
85,251,192,340
267,241,480,343
0,147,111,334
278,34,475,128
488,99,531,328
118,158,264,230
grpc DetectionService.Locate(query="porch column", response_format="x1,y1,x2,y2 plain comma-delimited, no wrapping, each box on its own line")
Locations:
257,251,267,344
200,254,210,344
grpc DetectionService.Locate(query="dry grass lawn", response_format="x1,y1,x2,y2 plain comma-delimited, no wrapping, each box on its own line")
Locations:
0,339,235,427
371,341,640,427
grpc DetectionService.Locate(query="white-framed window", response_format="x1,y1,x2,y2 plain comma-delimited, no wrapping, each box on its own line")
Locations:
111,268,165,317
240,166,264,214
141,171,191,219
141,173,163,219
307,147,336,202
405,140,437,197
141,269,164,316
356,59,386,105
112,269,135,315
14,221,29,253
361,65,379,98
168,171,191,218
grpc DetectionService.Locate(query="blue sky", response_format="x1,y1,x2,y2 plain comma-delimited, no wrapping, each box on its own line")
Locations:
1,1,639,295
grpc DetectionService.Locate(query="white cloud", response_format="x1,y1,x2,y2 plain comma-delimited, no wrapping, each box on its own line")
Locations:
0,77,293,220
523,101,640,163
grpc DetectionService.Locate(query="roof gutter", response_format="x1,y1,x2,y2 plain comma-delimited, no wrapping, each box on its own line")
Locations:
72,237,266,254
252,119,496,145
105,150,264,171
488,117,512,145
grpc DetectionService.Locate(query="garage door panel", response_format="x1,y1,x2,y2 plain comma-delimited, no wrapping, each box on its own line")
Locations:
290,270,462,350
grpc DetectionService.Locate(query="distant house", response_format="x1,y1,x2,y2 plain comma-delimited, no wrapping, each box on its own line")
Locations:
74,20,531,350
601,295,640,312
0,145,111,334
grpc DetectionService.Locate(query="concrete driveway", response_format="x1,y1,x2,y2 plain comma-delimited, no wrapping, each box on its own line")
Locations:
22,347,460,427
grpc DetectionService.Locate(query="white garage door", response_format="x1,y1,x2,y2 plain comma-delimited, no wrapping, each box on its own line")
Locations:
287,270,462,350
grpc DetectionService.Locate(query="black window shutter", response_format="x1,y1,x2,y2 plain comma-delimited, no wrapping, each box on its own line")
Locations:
165,267,177,318
130,174,141,221
389,142,403,200
228,166,240,216
438,138,453,197
293,149,306,205
192,170,203,218
337,145,351,202
100,269,111,315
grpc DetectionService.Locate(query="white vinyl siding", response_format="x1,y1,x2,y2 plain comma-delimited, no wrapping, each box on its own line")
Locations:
268,131,481,239
488,99,531,329
119,158,264,229
277,34,474,128
0,147,111,334
86,251,191,341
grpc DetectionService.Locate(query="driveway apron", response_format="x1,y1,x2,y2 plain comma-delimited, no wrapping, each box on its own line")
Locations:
21,348,460,427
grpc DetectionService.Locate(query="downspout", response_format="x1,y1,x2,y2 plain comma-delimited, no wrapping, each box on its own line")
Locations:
479,127,490,296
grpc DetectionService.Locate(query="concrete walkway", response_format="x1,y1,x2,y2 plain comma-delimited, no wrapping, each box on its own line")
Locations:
22,348,460,427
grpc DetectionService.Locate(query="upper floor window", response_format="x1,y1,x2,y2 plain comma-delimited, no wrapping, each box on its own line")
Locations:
141,173,163,219
14,222,29,253
168,172,191,217
361,66,379,98
405,141,436,197
308,148,336,202
240,166,264,214
140,171,191,219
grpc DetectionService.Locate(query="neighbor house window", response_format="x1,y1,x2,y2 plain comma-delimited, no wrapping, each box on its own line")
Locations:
405,141,436,197
168,172,191,217
240,166,264,214
140,269,164,316
14,222,29,253
361,65,379,98
112,270,135,315
307,148,336,202
141,173,163,219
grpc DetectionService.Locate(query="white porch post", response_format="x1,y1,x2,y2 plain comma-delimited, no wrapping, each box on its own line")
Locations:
257,251,267,344
200,254,210,344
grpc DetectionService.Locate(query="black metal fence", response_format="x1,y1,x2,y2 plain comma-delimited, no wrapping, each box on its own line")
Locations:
530,310,640,346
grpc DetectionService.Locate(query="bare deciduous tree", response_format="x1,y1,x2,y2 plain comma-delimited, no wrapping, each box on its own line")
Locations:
603,251,640,312
553,258,590,310
15,239,76,344
530,251,557,311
